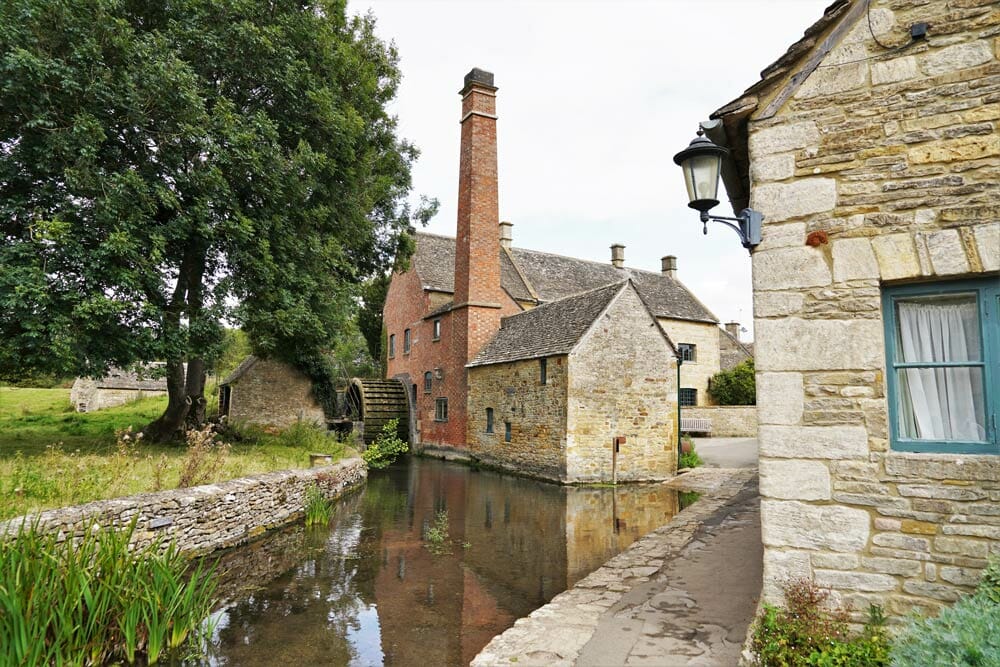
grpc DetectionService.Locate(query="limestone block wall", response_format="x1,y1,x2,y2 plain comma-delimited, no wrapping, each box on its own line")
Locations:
656,318,721,406
467,356,569,481
749,0,1000,620
0,459,367,556
227,358,326,428
683,406,758,437
70,379,167,412
568,287,677,482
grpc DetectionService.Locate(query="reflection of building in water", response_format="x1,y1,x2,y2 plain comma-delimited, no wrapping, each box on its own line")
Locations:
371,460,681,665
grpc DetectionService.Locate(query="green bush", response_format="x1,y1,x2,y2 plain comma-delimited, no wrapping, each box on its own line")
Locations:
891,557,1000,666
0,521,216,665
707,359,755,405
750,579,889,667
679,436,703,469
362,418,408,469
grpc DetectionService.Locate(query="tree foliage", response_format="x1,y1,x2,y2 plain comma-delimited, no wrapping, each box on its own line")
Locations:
707,359,756,406
0,0,433,440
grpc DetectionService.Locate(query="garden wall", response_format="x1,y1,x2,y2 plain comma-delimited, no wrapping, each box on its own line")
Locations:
0,458,366,556
683,406,758,437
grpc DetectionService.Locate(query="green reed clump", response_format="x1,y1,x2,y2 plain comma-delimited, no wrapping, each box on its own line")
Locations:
0,520,217,665
304,484,332,527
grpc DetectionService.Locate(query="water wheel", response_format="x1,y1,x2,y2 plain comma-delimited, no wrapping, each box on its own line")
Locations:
346,378,410,447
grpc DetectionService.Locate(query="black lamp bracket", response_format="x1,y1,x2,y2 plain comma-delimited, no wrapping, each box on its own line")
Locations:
699,208,764,254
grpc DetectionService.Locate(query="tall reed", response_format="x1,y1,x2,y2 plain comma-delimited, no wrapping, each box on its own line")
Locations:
304,483,332,527
0,520,217,665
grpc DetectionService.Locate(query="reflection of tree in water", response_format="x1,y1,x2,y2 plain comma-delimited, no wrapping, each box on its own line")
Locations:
205,492,383,666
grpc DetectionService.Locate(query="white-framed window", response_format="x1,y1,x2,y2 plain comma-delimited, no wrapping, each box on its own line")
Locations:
433,319,441,340
678,343,697,362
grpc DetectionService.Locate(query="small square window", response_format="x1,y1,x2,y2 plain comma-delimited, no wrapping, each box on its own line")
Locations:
504,421,512,442
679,388,697,407
403,329,411,354
423,372,432,393
435,398,448,422
539,358,547,385
486,408,494,433
388,334,395,358
433,319,441,340
678,344,696,362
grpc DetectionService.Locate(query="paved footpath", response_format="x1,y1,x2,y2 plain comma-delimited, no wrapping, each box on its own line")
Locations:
472,456,762,667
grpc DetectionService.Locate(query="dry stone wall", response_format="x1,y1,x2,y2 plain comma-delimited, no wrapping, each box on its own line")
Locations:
749,0,1000,621
0,459,366,556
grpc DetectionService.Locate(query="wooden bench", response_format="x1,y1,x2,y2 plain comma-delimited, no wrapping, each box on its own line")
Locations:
680,418,712,435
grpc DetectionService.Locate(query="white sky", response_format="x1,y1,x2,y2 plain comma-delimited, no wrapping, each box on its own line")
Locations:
349,0,832,340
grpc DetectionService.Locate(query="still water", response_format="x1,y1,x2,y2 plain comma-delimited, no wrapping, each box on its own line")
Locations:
200,457,690,666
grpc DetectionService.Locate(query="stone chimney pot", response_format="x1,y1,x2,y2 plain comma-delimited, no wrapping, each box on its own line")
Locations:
725,322,740,339
661,255,677,278
611,244,626,269
499,221,513,249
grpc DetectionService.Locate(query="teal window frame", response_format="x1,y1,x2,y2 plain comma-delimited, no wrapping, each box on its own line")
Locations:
882,277,999,454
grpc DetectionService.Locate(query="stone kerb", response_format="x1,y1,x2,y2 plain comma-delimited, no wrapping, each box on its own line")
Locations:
0,458,367,556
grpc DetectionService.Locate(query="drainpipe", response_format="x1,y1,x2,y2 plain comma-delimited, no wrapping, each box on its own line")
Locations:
676,357,683,469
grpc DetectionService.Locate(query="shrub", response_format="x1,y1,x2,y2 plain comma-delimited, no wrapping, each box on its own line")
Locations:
304,483,332,527
707,359,755,405
891,557,1000,666
0,521,216,665
362,418,408,469
679,437,703,469
750,579,889,667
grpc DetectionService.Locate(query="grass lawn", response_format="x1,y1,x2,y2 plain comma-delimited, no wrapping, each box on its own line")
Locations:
0,387,353,521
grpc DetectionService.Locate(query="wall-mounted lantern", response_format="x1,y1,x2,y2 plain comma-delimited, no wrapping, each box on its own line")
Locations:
673,128,764,254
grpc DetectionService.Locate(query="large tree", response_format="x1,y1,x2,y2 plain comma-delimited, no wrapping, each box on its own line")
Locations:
0,0,431,441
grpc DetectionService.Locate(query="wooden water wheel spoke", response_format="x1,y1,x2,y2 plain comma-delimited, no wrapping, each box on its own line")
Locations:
348,378,410,447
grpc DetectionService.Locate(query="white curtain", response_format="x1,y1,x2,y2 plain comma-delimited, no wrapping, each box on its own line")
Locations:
897,298,985,441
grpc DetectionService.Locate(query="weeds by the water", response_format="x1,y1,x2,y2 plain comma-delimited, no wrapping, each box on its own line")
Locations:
304,484,332,527
0,520,217,665
362,418,408,470
424,510,452,555
177,424,231,488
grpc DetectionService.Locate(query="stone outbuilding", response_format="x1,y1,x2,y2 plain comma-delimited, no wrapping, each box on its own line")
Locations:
70,365,171,412
708,0,999,621
219,356,326,428
384,68,720,479
466,281,678,483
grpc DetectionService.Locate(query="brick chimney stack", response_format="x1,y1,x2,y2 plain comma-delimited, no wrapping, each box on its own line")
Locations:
725,322,741,340
454,68,502,308
499,221,513,249
661,255,677,278
611,244,626,268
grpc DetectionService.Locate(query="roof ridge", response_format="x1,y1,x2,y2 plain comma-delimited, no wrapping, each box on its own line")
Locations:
498,279,627,325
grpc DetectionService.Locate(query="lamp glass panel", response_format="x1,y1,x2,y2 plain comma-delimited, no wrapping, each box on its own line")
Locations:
685,154,721,203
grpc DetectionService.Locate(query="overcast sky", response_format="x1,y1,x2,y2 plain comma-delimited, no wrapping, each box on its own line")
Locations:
349,0,832,340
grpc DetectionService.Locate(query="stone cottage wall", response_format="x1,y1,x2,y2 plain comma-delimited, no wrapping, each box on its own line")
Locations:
0,459,367,556
750,0,999,620
656,317,721,406
568,287,677,482
466,356,569,481
70,378,167,412
228,358,326,428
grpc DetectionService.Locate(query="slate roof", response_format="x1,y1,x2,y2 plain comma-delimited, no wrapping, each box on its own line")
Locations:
221,355,258,386
411,232,718,324
91,363,178,390
468,282,628,367
719,328,754,371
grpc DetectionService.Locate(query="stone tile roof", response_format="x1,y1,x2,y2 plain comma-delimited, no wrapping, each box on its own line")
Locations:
719,328,754,371
90,363,179,390
468,282,627,367
221,355,258,386
411,232,718,324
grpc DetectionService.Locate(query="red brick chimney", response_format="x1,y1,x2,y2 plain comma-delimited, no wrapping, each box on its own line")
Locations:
451,68,504,366
454,68,502,308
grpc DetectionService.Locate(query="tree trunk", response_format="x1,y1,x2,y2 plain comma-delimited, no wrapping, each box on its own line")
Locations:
143,360,191,443
184,357,207,430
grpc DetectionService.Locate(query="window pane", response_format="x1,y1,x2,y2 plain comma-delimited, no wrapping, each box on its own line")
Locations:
897,366,987,442
895,294,980,363
679,388,697,407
